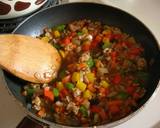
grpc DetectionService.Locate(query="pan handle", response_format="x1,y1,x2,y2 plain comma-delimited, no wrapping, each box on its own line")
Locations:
16,116,49,128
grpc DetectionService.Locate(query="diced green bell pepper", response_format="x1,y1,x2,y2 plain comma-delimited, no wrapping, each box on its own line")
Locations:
117,91,129,100
26,88,35,96
56,24,66,31
86,58,95,68
79,105,88,117
53,88,59,97
65,82,75,90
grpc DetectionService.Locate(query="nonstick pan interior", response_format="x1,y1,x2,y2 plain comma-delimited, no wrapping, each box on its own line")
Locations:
3,2,160,127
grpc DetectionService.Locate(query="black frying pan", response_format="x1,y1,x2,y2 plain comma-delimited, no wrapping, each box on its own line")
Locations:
3,2,160,128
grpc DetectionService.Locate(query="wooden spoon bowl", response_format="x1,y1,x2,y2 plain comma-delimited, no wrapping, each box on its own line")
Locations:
0,34,61,83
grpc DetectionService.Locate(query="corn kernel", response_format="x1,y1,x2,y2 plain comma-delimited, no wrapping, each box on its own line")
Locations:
41,36,49,42
83,90,92,99
59,50,66,58
56,82,64,91
86,73,95,83
53,30,60,38
100,80,110,88
76,81,87,91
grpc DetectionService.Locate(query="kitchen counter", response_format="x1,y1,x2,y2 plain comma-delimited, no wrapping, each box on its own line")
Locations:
0,0,159,128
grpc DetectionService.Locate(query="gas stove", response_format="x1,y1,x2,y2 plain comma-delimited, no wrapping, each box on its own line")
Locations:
0,0,58,33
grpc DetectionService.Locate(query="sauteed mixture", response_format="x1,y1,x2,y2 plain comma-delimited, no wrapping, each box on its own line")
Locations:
22,19,148,126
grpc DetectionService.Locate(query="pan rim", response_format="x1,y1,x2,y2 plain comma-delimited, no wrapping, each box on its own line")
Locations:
9,2,160,127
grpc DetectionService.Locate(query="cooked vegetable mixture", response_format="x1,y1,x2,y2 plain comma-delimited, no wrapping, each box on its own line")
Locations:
22,19,148,126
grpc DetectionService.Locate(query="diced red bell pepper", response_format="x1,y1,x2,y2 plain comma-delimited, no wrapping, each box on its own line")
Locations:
61,37,71,45
69,32,77,38
99,87,109,97
108,99,122,114
44,87,54,101
54,105,65,113
129,47,143,56
91,35,102,49
74,96,84,105
110,51,117,60
112,73,121,85
91,67,97,75
110,51,117,69
59,88,69,99
90,105,107,120
109,105,120,114
126,85,136,95
62,75,71,84
121,41,132,49
82,43,91,51
108,99,123,106
104,33,112,39
133,92,141,100
111,34,122,40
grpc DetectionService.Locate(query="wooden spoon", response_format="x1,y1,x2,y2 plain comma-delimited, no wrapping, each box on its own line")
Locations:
0,34,61,83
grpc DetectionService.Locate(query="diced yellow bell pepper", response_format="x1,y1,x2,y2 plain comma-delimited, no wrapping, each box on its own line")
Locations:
102,29,112,35
53,30,60,38
41,36,49,42
86,73,95,83
72,72,80,83
83,89,92,99
102,37,110,43
59,50,66,58
100,80,110,88
76,81,87,92
56,82,64,91
82,27,88,34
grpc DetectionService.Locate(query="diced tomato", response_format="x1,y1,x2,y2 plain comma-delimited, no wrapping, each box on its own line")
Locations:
112,73,121,85
44,87,54,101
